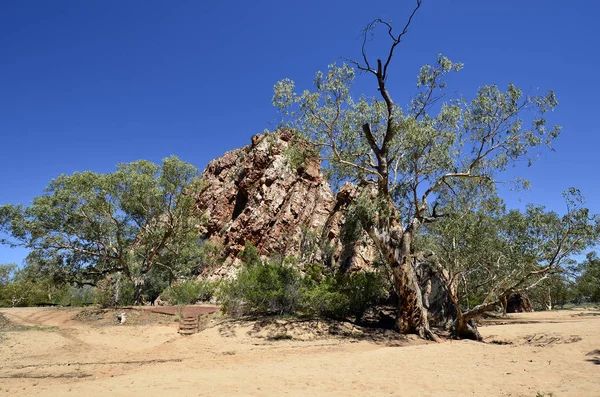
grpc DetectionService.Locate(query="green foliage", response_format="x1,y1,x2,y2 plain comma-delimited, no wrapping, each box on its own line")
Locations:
422,186,600,313
0,263,71,307
282,139,318,172
238,241,261,267
299,229,320,263
191,240,225,276
58,285,97,307
0,156,204,303
161,279,215,305
94,274,135,307
273,57,560,206
220,254,302,315
301,271,388,319
219,244,387,320
575,252,600,302
300,277,348,317
138,267,170,305
528,273,574,310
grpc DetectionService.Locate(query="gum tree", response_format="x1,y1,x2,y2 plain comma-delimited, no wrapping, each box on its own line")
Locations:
423,187,599,339
0,156,204,304
273,0,561,338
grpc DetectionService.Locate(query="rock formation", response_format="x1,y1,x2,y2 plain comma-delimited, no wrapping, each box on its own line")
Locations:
194,130,376,274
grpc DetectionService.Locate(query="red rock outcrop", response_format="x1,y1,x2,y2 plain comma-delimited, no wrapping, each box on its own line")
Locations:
195,131,330,259
194,130,376,273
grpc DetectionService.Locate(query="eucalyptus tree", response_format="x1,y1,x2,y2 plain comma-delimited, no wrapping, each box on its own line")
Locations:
0,263,23,307
273,0,561,338
423,188,599,339
576,251,600,302
0,156,204,304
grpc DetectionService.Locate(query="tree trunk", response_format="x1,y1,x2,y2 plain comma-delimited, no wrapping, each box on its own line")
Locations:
133,277,146,305
453,299,502,340
111,274,121,307
374,228,433,339
453,313,482,341
546,288,552,311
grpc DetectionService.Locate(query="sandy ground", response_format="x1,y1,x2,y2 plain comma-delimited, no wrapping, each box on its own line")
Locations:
0,307,599,396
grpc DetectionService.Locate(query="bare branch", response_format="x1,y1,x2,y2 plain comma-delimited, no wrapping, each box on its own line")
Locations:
382,0,423,79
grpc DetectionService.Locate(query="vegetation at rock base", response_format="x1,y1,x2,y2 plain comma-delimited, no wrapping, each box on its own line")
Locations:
218,243,388,320
160,279,216,305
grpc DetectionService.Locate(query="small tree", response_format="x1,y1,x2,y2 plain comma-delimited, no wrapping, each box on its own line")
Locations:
0,156,204,304
273,0,561,338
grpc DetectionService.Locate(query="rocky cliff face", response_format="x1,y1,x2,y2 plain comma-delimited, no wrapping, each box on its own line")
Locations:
194,130,375,274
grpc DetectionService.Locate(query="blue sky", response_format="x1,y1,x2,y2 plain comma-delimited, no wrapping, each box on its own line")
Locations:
1,0,599,264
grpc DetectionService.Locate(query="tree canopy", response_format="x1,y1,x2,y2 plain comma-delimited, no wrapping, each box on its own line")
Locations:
0,156,204,303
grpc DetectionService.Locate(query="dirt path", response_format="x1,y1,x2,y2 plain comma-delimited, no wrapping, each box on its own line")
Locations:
1,307,599,396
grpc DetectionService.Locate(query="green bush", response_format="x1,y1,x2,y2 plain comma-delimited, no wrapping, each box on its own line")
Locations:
300,271,387,320
192,240,225,276
216,242,388,320
238,241,261,267
161,279,215,305
0,263,73,307
300,276,349,317
283,143,316,172
219,256,303,315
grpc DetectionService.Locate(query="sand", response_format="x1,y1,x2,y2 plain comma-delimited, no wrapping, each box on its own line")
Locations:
0,306,598,396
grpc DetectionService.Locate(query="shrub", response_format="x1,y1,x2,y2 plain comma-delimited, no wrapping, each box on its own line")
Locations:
283,143,317,172
161,279,215,305
219,256,303,315
300,271,387,320
238,241,261,267
217,243,387,320
191,240,225,276
342,272,388,318
300,276,349,317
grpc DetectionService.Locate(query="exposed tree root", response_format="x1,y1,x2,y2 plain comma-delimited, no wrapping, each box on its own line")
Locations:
422,327,440,342
451,319,482,341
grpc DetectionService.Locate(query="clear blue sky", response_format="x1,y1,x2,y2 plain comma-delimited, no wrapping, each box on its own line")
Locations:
1,0,599,264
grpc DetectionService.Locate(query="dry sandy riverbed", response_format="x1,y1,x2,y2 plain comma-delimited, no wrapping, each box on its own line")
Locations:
0,306,599,396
